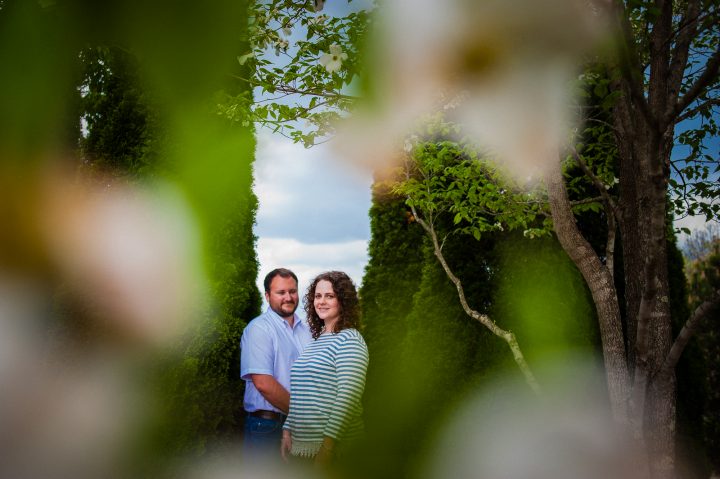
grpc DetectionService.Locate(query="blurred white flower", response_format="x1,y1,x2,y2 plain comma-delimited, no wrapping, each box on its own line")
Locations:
255,36,269,50
42,178,206,346
237,52,254,65
282,26,292,37
337,0,611,181
313,0,325,12
274,39,289,56
307,14,327,26
0,279,148,479
319,44,348,73
403,134,419,152
181,450,316,479
427,359,641,479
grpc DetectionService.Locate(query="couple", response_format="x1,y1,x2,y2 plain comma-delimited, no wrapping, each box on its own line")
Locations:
240,268,369,464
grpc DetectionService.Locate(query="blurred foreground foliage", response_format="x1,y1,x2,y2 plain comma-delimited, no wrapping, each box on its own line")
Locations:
0,0,261,472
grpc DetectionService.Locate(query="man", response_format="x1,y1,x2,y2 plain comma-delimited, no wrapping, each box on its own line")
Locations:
240,268,312,455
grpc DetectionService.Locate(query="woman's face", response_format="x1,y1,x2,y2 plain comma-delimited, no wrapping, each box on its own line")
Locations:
314,280,340,324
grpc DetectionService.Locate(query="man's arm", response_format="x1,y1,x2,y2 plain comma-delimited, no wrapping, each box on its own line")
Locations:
250,374,290,414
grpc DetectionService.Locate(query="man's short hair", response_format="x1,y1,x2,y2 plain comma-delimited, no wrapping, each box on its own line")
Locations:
263,268,298,293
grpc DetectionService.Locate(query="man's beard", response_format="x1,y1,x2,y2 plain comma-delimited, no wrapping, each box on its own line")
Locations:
272,302,297,318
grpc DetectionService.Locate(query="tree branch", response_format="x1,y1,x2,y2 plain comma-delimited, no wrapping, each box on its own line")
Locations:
605,203,617,279
610,1,657,129
569,147,619,275
571,196,604,206
647,0,673,125
671,47,720,122
273,83,360,101
571,146,618,212
666,0,701,111
585,117,623,135
408,202,542,396
676,98,720,123
669,161,691,212
658,289,720,376
231,74,359,101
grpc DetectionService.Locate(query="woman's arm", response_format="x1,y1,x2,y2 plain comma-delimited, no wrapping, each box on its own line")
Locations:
323,333,370,440
281,397,296,461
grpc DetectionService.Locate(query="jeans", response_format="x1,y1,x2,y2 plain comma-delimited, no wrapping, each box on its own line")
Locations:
243,414,284,459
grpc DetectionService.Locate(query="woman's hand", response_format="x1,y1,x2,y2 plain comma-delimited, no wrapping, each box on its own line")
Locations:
314,437,336,466
280,429,292,462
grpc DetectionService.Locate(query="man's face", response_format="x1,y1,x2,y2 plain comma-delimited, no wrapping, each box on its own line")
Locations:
265,275,299,319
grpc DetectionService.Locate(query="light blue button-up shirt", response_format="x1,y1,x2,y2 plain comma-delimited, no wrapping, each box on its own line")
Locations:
240,308,313,413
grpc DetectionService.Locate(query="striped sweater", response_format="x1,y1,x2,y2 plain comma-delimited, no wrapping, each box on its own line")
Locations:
284,328,369,457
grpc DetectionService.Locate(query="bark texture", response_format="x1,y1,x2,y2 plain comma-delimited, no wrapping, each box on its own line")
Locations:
545,157,631,423
601,1,720,476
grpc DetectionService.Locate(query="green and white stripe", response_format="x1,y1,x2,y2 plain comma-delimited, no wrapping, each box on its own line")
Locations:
284,328,369,457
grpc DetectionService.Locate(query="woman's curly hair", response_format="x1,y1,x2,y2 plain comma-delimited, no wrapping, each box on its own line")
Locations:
304,271,361,339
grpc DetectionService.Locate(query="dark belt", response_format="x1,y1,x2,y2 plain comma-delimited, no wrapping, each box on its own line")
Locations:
248,409,285,422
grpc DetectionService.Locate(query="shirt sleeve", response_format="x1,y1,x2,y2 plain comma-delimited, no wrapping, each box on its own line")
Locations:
283,404,295,432
323,333,369,439
240,321,275,380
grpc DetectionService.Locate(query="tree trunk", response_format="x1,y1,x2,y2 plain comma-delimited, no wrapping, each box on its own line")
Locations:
545,154,631,424
613,85,676,479
612,78,643,372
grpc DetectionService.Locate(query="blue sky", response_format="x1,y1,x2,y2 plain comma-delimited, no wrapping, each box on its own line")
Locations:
672,115,720,241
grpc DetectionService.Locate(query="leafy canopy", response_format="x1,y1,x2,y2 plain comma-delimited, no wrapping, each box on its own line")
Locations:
219,0,372,146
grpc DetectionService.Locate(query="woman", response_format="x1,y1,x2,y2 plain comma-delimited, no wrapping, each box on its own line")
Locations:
281,271,369,464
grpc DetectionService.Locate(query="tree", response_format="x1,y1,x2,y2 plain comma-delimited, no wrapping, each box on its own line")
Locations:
684,222,720,261
681,225,720,477
392,119,551,394
544,2,720,477
357,178,511,479
78,46,157,176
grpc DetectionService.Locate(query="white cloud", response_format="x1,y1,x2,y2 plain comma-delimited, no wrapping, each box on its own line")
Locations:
674,214,712,247
254,133,310,216
256,237,368,314
254,130,372,243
